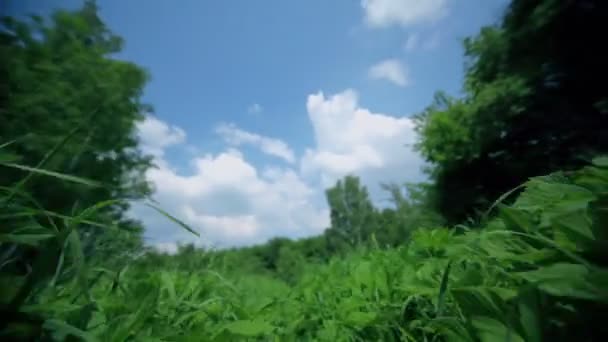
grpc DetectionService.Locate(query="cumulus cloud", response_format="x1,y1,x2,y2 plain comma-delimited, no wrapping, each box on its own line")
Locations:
142,150,328,247
216,123,296,163
137,116,186,158
155,242,179,254
362,0,448,28
134,91,425,248
369,59,409,87
301,89,425,195
134,120,328,248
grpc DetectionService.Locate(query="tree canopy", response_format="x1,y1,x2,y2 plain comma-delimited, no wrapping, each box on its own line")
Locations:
0,1,153,267
415,0,608,223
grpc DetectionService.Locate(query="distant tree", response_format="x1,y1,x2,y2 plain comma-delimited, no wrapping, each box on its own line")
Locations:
275,244,306,284
384,182,444,228
415,0,608,224
258,237,292,271
296,235,330,262
324,176,377,250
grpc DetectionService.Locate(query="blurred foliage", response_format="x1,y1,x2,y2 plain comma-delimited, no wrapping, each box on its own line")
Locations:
0,1,152,269
414,0,608,224
2,0,608,340
3,155,606,340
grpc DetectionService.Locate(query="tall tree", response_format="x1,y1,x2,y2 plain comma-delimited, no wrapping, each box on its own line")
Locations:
415,0,608,224
380,182,444,244
325,176,377,250
1,1,153,263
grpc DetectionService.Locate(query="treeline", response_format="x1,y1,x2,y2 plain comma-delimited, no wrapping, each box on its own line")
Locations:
143,177,443,283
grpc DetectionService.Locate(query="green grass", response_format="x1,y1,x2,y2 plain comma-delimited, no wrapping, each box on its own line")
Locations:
1,157,608,341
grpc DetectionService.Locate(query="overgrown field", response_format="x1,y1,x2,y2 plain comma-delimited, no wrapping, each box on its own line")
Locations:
2,157,607,341
3,0,608,340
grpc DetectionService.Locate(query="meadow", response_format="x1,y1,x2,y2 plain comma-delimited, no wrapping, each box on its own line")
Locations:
2,0,608,340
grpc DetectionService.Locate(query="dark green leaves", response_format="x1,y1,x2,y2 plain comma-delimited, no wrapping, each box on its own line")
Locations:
518,263,608,302
436,260,452,317
471,316,524,342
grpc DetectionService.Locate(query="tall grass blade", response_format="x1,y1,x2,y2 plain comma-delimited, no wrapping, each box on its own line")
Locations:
0,163,102,187
144,202,200,237
436,260,452,317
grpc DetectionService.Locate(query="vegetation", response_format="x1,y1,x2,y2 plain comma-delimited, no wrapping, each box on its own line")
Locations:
0,1,152,269
414,0,608,224
1,0,607,341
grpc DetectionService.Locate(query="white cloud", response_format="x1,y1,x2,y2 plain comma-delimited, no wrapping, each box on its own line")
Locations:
140,150,328,247
362,0,448,28
137,116,186,158
154,242,179,254
248,103,263,114
133,118,328,248
369,59,409,86
216,123,296,163
301,89,425,193
134,91,425,248
183,209,260,240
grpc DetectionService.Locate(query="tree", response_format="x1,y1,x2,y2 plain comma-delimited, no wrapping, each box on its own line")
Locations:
324,176,377,250
275,244,306,284
379,182,444,245
415,0,608,224
257,237,292,271
1,2,153,265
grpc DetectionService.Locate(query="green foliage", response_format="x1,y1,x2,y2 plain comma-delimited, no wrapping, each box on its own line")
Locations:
3,1,608,341
325,176,378,250
1,1,153,267
415,0,608,224
4,153,606,340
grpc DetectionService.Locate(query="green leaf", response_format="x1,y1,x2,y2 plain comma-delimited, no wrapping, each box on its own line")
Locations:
0,230,55,246
432,317,474,342
222,320,274,336
517,290,542,342
144,202,199,237
0,150,21,163
483,184,526,220
353,261,373,287
0,162,102,187
160,272,177,303
108,290,158,342
451,288,509,319
436,260,452,316
552,210,595,250
67,229,90,301
44,319,99,342
518,263,608,302
451,286,517,301
345,311,377,326
0,139,17,150
498,205,535,232
592,156,608,168
471,316,524,342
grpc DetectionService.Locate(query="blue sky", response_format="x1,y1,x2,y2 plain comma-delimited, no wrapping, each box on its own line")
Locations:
8,0,508,250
